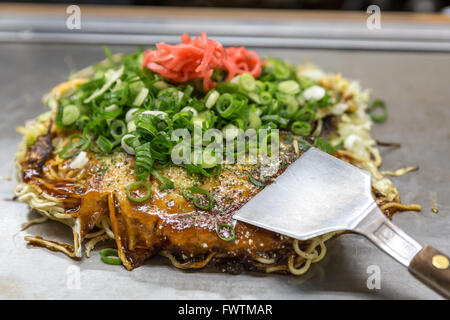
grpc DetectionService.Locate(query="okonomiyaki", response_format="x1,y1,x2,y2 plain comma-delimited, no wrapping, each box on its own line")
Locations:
14,33,421,274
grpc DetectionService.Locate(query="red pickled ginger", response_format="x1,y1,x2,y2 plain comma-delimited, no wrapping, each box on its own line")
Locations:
142,32,262,92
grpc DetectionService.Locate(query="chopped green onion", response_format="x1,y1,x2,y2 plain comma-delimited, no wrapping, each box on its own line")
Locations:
369,99,388,123
59,136,89,159
238,73,256,92
99,248,122,265
192,110,215,130
84,65,124,103
62,105,80,126
278,80,300,95
50,47,355,182
291,121,311,136
125,181,151,203
335,140,345,150
55,103,64,129
263,81,276,94
255,80,264,91
96,135,114,153
298,76,316,90
105,104,119,113
285,101,299,118
297,137,312,151
248,111,262,129
261,115,289,128
294,108,316,123
283,134,294,144
215,93,235,118
259,91,272,105
205,89,220,109
125,108,140,123
266,58,291,80
201,148,218,169
180,85,193,106
133,87,149,107
110,120,127,139
216,223,236,242
37,111,51,123
249,166,267,187
222,123,240,140
121,134,138,155
103,46,115,66
134,142,153,180
150,169,174,191
314,137,336,154
180,106,198,116
247,92,261,104
182,186,215,210
127,120,137,133
274,65,290,79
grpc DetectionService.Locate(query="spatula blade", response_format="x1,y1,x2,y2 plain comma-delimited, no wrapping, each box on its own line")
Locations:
233,147,374,240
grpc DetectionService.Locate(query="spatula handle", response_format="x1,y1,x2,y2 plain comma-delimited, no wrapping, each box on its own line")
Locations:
409,246,450,300
354,203,449,299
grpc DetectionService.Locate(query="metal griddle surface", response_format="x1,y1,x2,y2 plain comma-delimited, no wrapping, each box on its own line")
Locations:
0,43,449,299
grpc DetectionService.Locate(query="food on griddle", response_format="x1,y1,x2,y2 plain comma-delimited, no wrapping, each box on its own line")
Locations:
14,33,419,274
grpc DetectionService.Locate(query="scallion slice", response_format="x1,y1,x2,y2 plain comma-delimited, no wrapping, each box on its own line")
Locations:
180,106,198,116
272,60,290,79
126,181,151,203
84,65,124,103
96,135,114,153
180,85,193,106
215,93,235,118
369,99,388,123
249,166,267,187
103,46,115,66
182,186,215,210
62,105,80,126
99,248,122,265
247,92,261,104
278,80,300,95
121,134,138,155
205,89,220,109
294,108,316,123
314,137,336,154
59,136,89,159
105,104,119,113
134,142,153,180
110,120,127,139
239,73,256,92
248,111,262,129
133,87,149,107
150,169,174,191
216,223,236,242
297,137,312,151
291,121,311,136
125,108,140,123
259,91,272,105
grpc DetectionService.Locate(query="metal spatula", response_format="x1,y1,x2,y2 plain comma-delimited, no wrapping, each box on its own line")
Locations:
233,147,450,298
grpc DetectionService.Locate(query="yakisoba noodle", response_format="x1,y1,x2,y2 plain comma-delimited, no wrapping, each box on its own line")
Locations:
14,47,421,275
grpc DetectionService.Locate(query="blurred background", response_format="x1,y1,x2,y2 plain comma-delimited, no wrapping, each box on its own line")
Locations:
1,0,449,51
2,0,450,12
